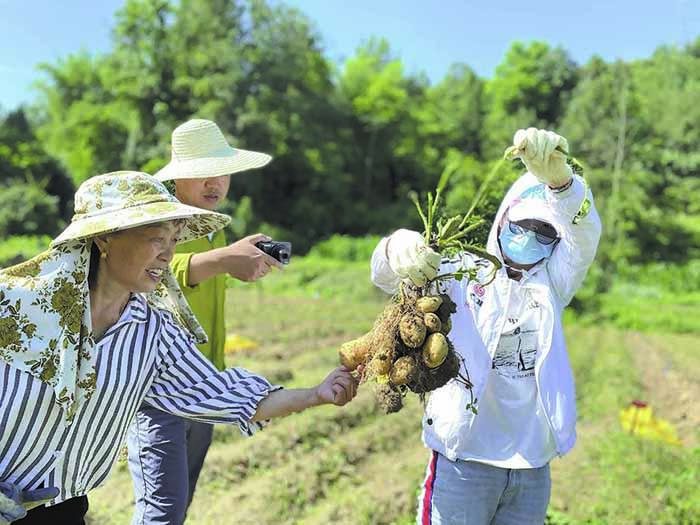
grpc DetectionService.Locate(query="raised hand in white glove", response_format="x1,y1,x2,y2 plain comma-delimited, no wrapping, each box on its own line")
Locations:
506,127,573,189
386,229,441,287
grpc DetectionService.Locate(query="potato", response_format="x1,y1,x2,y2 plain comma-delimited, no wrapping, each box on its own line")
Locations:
390,356,418,385
422,333,449,368
339,334,371,370
424,313,442,333
399,313,427,348
416,296,443,313
369,346,394,376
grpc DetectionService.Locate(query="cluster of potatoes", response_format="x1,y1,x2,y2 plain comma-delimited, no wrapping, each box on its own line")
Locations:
339,292,459,413
389,295,453,383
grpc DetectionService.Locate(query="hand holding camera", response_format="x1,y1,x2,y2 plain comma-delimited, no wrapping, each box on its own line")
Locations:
254,239,292,266
222,233,287,282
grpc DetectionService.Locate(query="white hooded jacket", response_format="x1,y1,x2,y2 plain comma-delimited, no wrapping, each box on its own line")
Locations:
371,172,602,461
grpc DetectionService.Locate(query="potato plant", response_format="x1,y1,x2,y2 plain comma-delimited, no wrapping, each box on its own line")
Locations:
339,160,504,414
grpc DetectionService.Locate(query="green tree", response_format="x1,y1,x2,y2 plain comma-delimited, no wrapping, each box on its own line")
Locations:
336,38,433,235
0,109,73,230
106,0,185,170
560,59,646,272
418,64,485,161
168,0,247,130
28,0,698,274
224,0,355,249
0,181,62,237
36,52,132,184
632,44,700,216
483,41,578,157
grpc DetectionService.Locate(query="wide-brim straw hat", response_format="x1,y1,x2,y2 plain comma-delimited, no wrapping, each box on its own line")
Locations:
52,171,231,247
154,119,272,181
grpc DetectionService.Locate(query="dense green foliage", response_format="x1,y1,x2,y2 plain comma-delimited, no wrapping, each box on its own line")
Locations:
1,0,699,318
0,109,74,236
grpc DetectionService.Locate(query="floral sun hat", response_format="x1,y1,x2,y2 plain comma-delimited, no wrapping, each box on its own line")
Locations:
0,171,231,421
154,119,272,181
52,170,230,246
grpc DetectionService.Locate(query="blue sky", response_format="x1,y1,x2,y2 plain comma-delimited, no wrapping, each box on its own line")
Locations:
1,0,698,111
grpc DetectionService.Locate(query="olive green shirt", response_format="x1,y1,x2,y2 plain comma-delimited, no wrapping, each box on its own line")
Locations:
170,230,227,371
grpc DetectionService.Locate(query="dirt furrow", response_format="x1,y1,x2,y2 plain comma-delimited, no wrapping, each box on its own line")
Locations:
626,332,700,445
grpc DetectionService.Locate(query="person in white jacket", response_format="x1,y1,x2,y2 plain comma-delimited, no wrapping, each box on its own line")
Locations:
371,128,602,525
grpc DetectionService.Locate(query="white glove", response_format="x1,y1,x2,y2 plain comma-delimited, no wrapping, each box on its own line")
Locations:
507,128,573,188
386,229,441,287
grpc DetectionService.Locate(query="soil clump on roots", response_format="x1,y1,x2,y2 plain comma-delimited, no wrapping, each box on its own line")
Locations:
340,286,470,414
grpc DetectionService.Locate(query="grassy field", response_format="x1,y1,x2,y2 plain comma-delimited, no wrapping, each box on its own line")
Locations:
87,266,700,524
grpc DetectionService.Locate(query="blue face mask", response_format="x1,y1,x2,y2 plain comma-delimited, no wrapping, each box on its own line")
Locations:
498,222,556,265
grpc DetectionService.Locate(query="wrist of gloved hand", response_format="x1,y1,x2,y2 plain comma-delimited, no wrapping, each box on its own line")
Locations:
387,229,441,287
530,162,573,188
0,483,26,523
0,482,59,523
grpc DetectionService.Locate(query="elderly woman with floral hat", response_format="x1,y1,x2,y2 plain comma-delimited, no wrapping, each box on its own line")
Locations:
0,172,358,525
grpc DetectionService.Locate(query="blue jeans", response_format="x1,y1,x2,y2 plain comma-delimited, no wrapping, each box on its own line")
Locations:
417,451,551,525
127,403,213,525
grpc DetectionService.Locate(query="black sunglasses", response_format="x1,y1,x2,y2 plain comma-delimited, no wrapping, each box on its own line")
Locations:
508,221,559,245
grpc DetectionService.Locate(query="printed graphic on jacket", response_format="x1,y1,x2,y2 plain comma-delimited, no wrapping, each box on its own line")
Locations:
492,300,541,380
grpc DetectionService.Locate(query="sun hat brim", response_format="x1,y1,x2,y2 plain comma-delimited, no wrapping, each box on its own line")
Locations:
154,146,272,181
51,200,231,248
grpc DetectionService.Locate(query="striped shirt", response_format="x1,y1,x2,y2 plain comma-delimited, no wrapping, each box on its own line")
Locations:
0,294,277,504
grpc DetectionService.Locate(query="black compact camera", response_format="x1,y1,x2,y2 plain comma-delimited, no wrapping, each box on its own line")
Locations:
255,240,292,265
